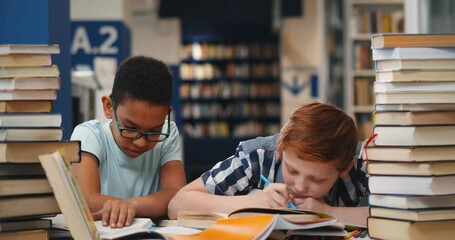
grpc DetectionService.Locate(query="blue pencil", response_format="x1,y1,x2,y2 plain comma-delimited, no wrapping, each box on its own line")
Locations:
260,174,298,210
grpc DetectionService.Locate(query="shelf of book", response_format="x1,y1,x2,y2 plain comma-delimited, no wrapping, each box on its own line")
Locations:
344,0,404,140
179,41,281,139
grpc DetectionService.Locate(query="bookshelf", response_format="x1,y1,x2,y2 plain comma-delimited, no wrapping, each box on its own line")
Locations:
344,0,405,140
179,42,281,138
325,0,345,107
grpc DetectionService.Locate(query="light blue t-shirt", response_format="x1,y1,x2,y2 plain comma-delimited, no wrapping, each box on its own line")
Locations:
70,119,181,199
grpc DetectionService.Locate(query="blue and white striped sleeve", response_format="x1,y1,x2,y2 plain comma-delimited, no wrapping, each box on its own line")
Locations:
201,141,275,196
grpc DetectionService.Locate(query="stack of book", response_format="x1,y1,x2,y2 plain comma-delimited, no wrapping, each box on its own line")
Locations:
365,34,455,240
0,44,80,239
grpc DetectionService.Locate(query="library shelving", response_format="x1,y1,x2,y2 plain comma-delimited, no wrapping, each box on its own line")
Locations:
179,42,281,138
324,0,345,107
344,0,405,140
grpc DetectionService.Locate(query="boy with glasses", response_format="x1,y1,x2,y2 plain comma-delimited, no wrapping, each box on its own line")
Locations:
71,56,186,228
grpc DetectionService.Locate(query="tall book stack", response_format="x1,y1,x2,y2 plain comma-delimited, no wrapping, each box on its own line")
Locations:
0,44,80,239
364,34,455,240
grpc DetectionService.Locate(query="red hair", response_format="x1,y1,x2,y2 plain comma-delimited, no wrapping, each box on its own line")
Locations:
277,102,358,170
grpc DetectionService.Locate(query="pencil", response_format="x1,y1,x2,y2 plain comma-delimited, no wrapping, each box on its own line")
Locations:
260,174,298,210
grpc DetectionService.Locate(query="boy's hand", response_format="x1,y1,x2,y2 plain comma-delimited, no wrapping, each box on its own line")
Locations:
255,183,294,208
92,199,136,228
294,197,330,214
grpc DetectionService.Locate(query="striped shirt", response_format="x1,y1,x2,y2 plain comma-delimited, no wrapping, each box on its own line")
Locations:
201,134,369,207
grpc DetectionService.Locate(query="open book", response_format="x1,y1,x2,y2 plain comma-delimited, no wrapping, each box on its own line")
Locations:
94,218,157,239
177,207,346,236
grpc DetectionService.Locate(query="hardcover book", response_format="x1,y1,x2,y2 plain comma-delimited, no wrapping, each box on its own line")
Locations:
369,194,455,209
368,217,455,240
369,175,455,195
0,44,60,55
372,47,455,61
373,125,455,146
371,33,455,48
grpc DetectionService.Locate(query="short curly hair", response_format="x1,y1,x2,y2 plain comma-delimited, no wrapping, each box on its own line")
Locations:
110,56,173,109
277,102,358,170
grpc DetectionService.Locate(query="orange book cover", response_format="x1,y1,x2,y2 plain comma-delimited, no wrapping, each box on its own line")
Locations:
166,215,276,240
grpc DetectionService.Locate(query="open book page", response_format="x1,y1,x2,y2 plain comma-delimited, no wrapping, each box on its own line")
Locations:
177,211,229,229
94,218,154,239
177,207,343,231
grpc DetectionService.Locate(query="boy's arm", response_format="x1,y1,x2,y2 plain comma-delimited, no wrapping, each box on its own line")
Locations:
73,152,121,212
167,177,291,219
74,155,186,225
327,206,369,227
127,160,186,218
294,197,369,226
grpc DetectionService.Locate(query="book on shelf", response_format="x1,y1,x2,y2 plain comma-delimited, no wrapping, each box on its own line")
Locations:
0,77,60,90
0,178,52,197
0,229,49,240
362,145,455,162
373,125,455,146
375,59,455,71
354,78,374,106
370,206,455,222
374,111,455,125
0,100,52,113
0,44,60,55
372,47,455,61
0,54,52,67
368,175,455,195
0,65,59,78
0,127,63,141
375,92,455,104
369,194,455,210
0,163,45,178
38,151,99,240
371,33,455,49
0,113,61,127
375,103,455,112
375,69,455,82
0,141,80,163
367,161,455,176
374,81,455,93
0,195,60,220
0,90,57,101
368,217,455,240
0,218,52,232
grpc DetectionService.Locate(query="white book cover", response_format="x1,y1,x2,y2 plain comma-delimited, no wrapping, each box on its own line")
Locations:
369,175,455,195
372,47,455,61
374,82,455,93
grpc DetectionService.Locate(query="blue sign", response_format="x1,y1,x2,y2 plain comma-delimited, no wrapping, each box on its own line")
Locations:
70,21,130,68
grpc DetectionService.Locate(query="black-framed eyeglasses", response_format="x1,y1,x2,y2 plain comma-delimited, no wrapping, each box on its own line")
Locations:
113,108,170,142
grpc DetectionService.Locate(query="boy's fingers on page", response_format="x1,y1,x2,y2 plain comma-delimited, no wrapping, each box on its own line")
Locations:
125,205,136,226
116,209,127,228
101,201,114,227
109,205,121,228
116,202,134,227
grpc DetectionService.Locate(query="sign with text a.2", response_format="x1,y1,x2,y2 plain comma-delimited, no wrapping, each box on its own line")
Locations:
70,21,131,69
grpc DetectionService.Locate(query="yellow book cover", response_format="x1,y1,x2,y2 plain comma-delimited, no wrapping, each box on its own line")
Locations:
39,150,99,240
